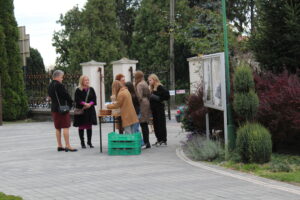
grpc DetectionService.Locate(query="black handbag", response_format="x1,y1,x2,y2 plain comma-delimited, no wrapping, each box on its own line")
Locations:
55,86,70,114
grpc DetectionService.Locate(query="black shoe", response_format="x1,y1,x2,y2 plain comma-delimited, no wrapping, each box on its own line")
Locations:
152,141,160,146
57,147,65,152
87,143,94,148
159,141,167,146
65,148,78,152
81,144,86,149
144,143,151,149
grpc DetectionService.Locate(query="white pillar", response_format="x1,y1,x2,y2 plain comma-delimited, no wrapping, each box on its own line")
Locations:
80,60,106,114
111,57,138,82
187,56,204,93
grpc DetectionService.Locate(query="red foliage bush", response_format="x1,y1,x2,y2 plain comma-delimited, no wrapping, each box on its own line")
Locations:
254,71,300,153
182,87,224,135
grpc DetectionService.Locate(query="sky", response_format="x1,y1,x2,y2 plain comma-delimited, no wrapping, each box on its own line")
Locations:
14,0,88,68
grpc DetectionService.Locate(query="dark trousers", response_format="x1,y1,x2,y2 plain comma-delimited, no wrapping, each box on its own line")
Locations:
140,122,150,144
152,106,167,142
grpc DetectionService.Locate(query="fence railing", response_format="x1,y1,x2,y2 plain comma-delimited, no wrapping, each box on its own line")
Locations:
25,73,81,110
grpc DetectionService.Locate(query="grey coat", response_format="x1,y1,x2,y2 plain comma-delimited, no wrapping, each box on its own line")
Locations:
136,80,152,123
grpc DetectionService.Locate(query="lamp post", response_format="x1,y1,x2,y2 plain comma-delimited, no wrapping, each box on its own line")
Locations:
169,0,175,109
221,0,235,149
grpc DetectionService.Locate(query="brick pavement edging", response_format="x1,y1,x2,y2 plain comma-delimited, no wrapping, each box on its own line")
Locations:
176,147,300,196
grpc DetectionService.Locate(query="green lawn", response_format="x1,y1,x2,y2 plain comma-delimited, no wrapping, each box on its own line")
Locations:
216,153,300,186
0,192,23,200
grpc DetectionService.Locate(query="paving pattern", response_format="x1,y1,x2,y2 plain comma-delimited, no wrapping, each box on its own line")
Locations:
0,120,299,200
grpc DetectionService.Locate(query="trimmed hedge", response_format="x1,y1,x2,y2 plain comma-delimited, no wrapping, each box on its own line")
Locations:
236,123,272,163
233,65,255,93
233,90,259,121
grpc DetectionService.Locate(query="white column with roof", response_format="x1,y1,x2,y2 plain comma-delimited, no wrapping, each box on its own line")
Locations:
80,60,106,114
111,57,138,82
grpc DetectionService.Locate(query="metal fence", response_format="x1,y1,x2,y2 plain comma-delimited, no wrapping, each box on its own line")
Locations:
25,73,81,110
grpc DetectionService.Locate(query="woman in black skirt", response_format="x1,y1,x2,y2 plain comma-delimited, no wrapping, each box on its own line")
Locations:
73,75,97,148
148,74,170,146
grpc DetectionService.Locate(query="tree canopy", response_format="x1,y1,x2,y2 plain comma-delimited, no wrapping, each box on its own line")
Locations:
251,0,300,73
26,47,46,74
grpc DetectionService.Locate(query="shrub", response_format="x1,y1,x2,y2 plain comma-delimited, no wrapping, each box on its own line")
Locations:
234,65,255,93
0,192,23,200
269,161,292,172
182,87,224,134
254,71,300,153
184,134,224,161
233,90,259,121
236,122,272,163
181,87,207,134
233,64,259,123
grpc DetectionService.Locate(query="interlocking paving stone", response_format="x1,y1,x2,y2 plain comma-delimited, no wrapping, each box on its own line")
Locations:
0,120,299,200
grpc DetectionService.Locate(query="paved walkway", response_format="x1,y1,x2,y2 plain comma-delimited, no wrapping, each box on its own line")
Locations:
0,120,299,200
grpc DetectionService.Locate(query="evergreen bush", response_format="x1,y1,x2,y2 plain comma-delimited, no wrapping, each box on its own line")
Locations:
234,65,255,93
236,123,272,163
233,90,259,121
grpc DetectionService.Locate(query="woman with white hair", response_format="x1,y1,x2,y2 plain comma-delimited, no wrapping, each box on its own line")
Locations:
73,75,97,149
48,70,77,152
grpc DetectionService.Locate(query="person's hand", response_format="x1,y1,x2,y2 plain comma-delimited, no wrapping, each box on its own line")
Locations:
83,102,91,109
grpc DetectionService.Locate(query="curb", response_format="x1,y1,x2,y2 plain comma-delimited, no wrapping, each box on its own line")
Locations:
176,147,300,196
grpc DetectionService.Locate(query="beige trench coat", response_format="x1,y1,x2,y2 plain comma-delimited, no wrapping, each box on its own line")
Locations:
107,87,138,128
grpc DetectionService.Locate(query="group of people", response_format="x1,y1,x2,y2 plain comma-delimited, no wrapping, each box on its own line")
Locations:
48,69,170,152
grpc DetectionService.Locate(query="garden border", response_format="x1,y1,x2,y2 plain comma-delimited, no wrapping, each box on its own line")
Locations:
176,147,300,196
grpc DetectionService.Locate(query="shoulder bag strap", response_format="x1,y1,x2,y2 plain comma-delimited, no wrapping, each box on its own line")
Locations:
54,83,61,107
85,88,90,102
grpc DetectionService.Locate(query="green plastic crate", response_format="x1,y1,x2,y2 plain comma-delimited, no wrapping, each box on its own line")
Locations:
108,147,141,155
108,132,142,142
109,140,141,148
107,132,142,155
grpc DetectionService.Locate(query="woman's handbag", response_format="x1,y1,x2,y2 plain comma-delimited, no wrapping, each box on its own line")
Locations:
55,89,70,114
74,89,90,115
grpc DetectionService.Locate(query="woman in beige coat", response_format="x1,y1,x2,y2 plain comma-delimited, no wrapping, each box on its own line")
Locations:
107,80,139,134
135,71,152,148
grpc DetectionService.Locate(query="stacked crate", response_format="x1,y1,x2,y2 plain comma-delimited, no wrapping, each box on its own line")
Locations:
108,132,142,155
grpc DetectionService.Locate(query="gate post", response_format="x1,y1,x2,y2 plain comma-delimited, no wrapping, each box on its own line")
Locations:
111,58,138,83
80,60,106,114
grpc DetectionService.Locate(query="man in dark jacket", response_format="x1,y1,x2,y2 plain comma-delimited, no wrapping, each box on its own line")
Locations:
48,70,77,152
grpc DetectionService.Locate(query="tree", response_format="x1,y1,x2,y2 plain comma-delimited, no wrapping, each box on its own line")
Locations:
53,0,125,72
130,0,170,77
130,0,193,87
251,0,300,73
52,5,84,70
26,47,46,74
116,0,140,52
0,0,27,120
226,0,256,34
53,0,125,100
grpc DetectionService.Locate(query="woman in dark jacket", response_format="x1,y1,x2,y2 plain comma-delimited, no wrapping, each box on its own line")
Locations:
48,70,77,152
148,74,170,146
125,82,140,133
73,75,97,148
